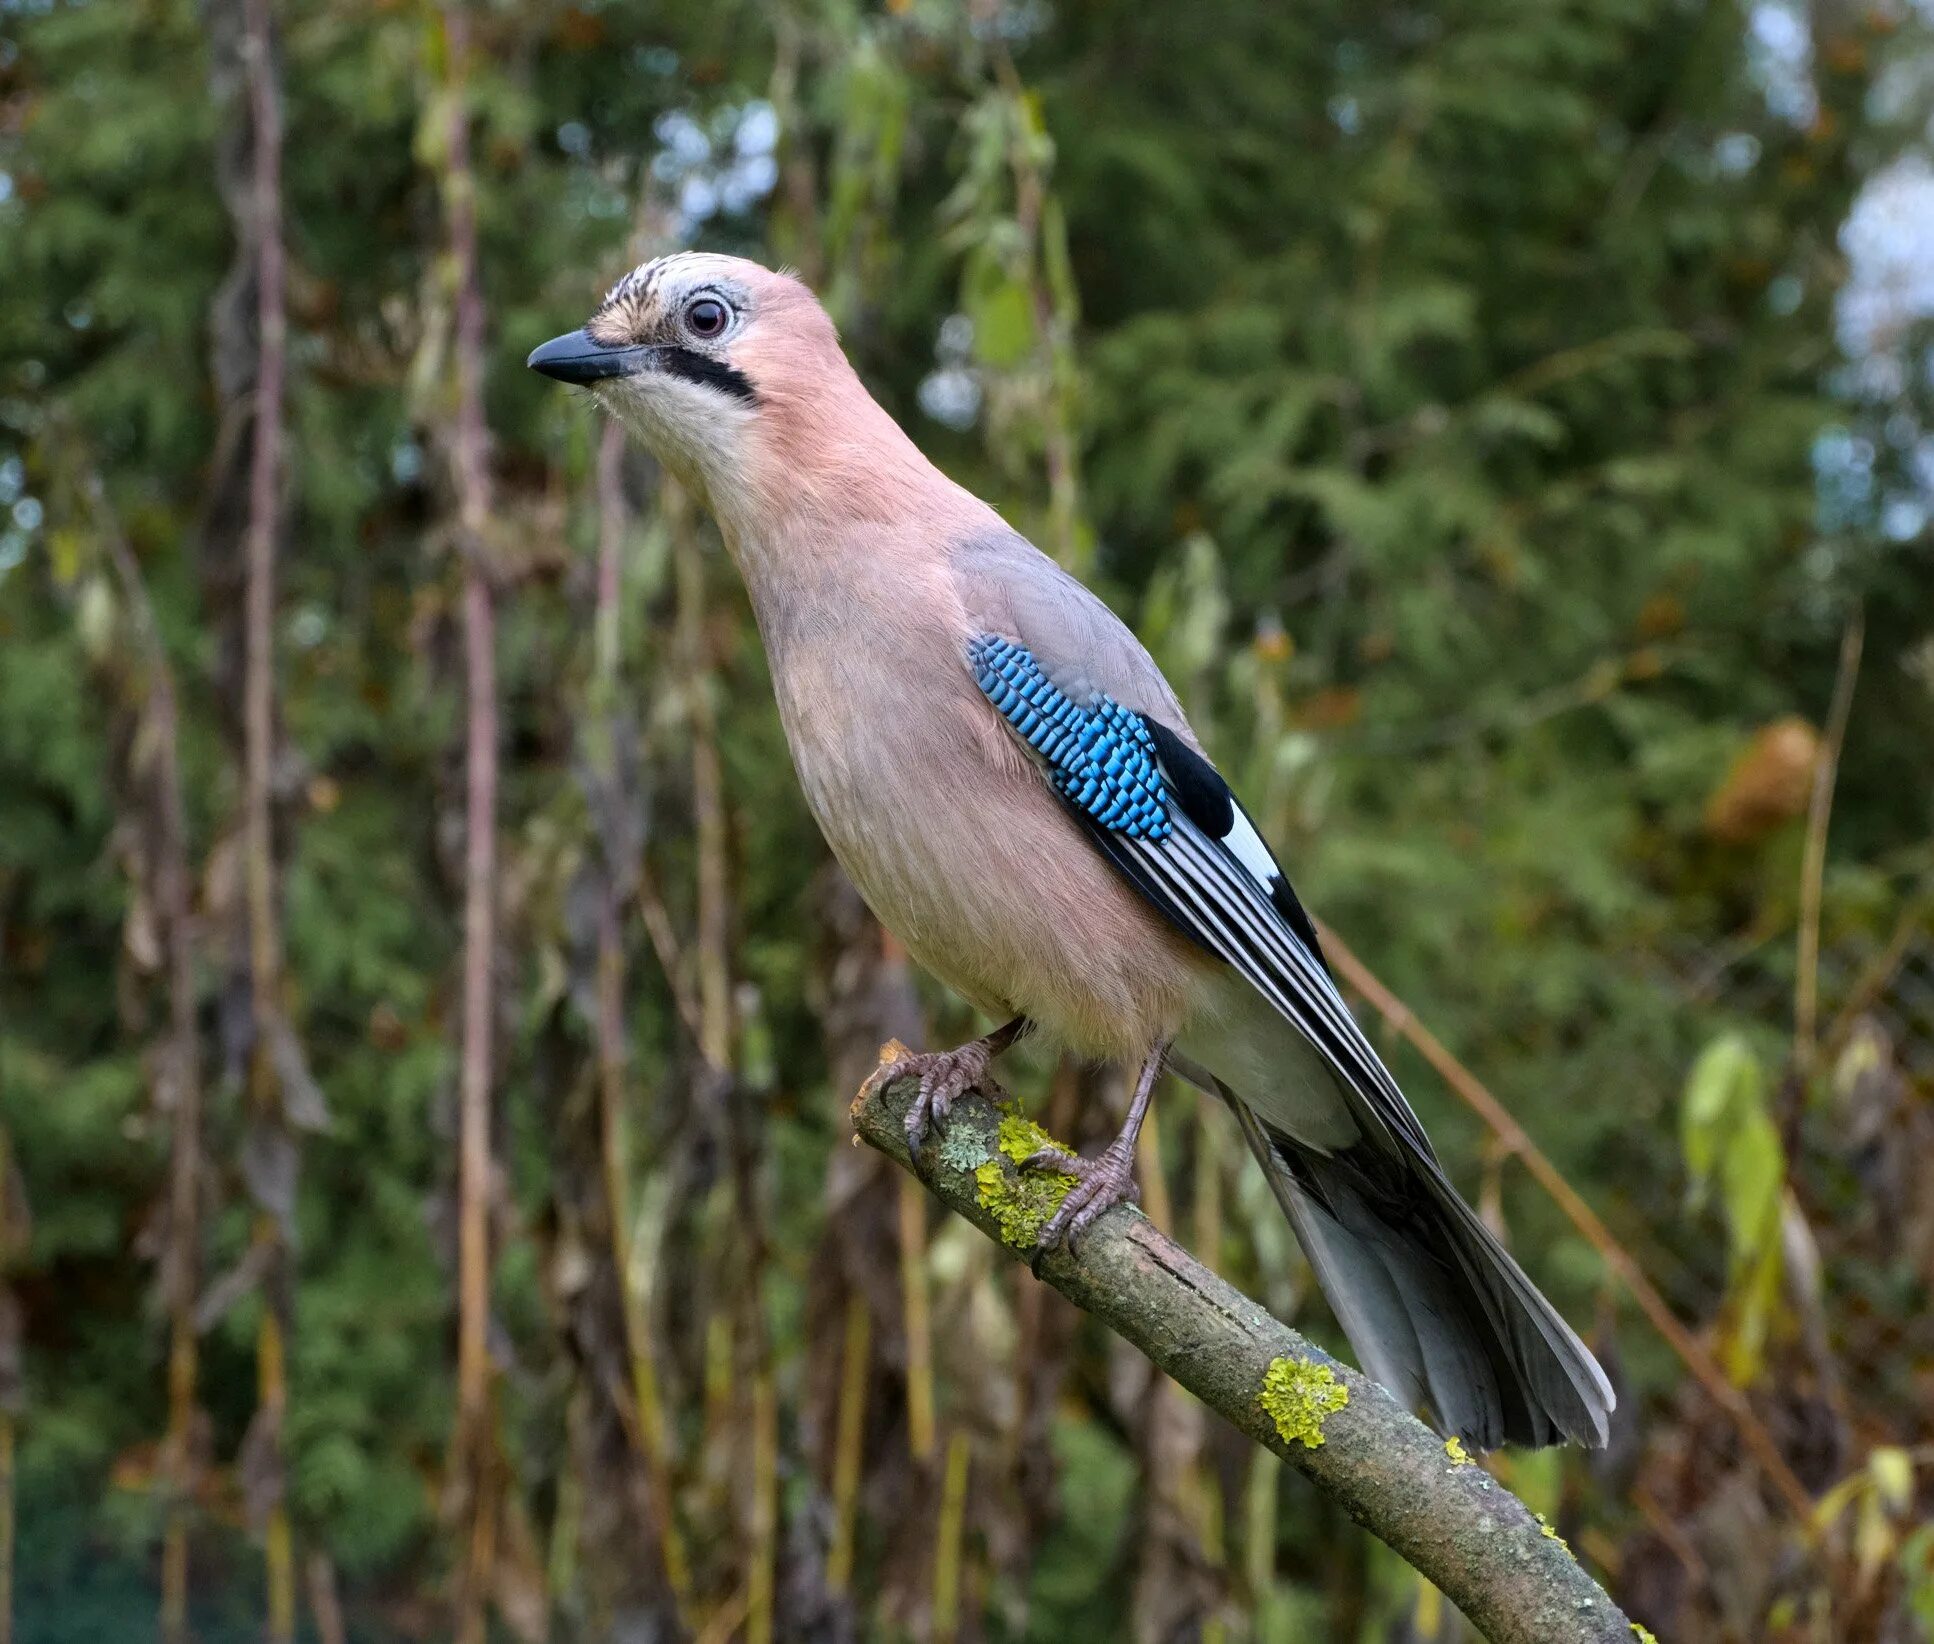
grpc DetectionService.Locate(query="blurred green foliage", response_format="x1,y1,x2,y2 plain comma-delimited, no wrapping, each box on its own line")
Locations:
1,0,1931,1639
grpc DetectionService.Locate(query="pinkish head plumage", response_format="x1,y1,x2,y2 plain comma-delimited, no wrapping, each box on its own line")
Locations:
529,253,955,549
528,253,844,505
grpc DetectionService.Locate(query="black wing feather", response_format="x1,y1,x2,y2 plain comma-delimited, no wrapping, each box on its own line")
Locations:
1141,721,1332,968
964,630,1612,1447
1063,798,1437,1160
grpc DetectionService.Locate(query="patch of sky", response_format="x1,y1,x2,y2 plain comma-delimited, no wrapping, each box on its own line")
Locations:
650,101,780,235
1714,132,1761,177
1747,1,1817,127
918,313,983,432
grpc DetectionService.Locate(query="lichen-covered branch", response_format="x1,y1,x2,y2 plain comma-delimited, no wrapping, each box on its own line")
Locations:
850,1047,1635,1644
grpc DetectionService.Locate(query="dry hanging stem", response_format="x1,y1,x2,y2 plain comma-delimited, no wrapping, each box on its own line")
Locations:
435,12,501,1639
237,0,296,1631
0,1130,21,1644
824,1293,871,1595
671,486,735,1074
156,659,200,1644
89,474,205,1644
0,1400,10,1644
897,1176,936,1464
1794,609,1864,1076
669,488,779,1642
984,37,1083,572
1128,1105,1222,1638
589,420,693,1614
930,1430,972,1644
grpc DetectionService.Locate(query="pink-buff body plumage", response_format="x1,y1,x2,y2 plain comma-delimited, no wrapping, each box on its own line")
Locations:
529,253,1615,1452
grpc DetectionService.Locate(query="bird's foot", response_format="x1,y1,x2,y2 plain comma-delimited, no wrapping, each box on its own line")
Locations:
863,1040,1009,1156
1021,1137,1140,1254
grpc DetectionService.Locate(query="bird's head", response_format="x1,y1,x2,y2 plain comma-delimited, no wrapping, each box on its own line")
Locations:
527,252,844,511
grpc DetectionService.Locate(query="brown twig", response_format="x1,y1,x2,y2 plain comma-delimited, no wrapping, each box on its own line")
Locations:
667,477,777,1640
596,877,693,1608
1312,924,1818,1528
436,13,501,1639
824,1294,871,1595
930,1430,972,1644
1795,610,1865,1076
985,37,1084,572
1632,1484,1709,1589
898,1174,937,1462
305,1552,346,1644
633,859,705,1046
0,1130,20,1644
1822,886,1930,1059
237,0,296,1632
746,1364,779,1644
82,470,205,1644
670,484,736,1073
589,422,693,1617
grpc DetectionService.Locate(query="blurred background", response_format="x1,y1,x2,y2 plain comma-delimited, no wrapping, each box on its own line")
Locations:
3,0,1933,1639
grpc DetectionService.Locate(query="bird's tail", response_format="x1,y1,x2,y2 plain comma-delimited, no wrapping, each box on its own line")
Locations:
1228,1097,1612,1450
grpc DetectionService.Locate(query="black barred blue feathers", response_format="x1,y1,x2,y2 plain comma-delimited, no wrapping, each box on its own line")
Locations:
968,635,1172,840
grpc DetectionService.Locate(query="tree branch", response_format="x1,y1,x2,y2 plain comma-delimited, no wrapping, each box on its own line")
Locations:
850,1050,1635,1644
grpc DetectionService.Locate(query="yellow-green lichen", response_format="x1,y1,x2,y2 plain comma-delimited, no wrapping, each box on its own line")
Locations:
1535,1513,1571,1554
1630,1628,1657,1643
1443,1436,1474,1467
973,1116,1076,1248
1257,1356,1348,1450
995,1114,1061,1166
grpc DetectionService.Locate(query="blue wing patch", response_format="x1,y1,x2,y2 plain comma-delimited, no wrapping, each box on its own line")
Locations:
968,634,1172,839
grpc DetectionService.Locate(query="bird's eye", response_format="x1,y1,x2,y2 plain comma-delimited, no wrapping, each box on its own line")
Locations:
685,297,729,339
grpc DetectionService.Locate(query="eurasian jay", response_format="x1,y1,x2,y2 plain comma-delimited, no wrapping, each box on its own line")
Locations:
529,253,1614,1450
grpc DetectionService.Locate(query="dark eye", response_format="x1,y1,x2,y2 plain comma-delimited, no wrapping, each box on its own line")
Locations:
685,297,728,339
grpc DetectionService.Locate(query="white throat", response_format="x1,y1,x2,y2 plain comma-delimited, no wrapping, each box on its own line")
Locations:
599,373,756,509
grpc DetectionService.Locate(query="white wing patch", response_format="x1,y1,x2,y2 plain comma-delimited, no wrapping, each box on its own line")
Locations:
1222,805,1280,891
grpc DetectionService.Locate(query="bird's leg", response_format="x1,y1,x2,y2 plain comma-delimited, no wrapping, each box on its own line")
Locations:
864,1016,1030,1154
1024,1040,1169,1253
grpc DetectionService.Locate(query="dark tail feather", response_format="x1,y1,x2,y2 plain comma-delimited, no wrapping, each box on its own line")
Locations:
1233,1102,1613,1450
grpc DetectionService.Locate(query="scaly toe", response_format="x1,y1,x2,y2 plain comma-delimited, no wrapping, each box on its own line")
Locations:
1035,1146,1140,1254
1020,1146,1080,1175
904,1080,937,1153
894,1047,993,1154
912,1066,957,1149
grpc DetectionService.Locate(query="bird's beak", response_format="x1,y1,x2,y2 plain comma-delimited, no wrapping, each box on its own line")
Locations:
525,329,652,385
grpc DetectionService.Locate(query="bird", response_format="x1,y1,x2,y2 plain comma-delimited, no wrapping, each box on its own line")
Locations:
529,252,1615,1451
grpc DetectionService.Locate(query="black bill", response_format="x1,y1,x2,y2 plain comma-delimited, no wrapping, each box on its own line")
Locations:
525,329,652,385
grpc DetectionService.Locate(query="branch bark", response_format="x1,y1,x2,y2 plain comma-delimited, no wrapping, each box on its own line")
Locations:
849,1060,1635,1644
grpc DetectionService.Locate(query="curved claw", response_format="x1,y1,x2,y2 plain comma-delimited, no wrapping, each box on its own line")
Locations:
868,1043,999,1155
907,1057,968,1152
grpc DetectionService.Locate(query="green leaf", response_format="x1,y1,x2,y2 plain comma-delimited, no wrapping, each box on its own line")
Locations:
1681,1034,1788,1382
1680,1033,1761,1203
1870,1446,1915,1516
1719,1106,1782,1272
968,270,1037,369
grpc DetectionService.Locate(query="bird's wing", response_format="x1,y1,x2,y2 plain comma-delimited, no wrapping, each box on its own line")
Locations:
952,532,1614,1448
948,530,1434,1162
949,530,1196,742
